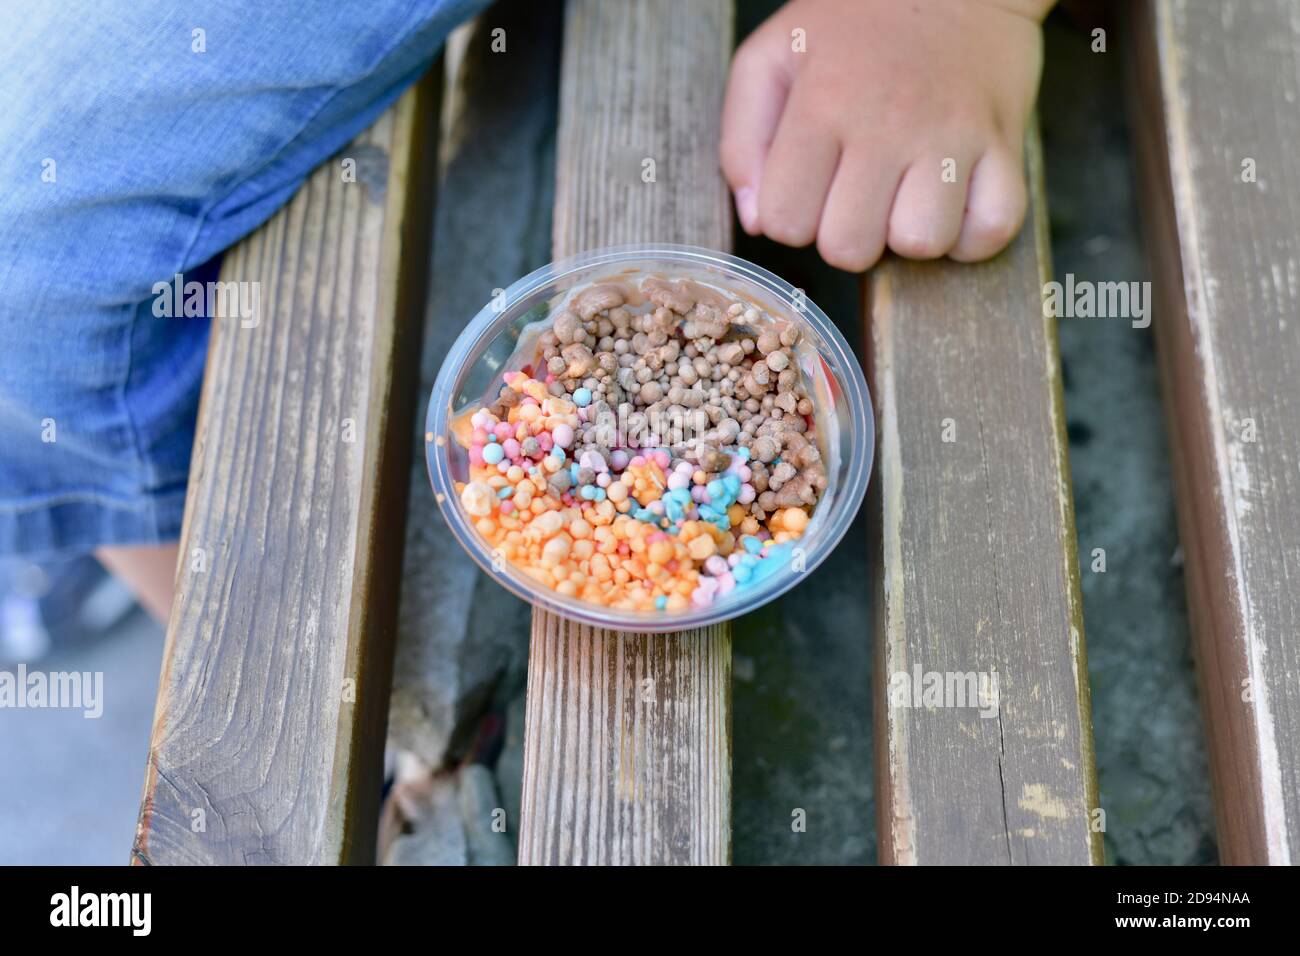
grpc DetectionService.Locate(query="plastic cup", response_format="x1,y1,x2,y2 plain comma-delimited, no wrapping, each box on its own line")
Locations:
426,243,873,633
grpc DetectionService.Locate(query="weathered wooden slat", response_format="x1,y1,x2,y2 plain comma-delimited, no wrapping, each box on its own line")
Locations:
1126,0,1300,865
517,0,734,866
133,70,439,865
865,126,1103,865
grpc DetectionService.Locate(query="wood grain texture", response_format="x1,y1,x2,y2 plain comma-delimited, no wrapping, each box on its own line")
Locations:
133,71,439,865
1126,0,1300,865
866,126,1103,865
520,616,731,864
518,0,734,866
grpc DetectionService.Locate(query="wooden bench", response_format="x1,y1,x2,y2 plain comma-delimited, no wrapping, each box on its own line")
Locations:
136,0,1300,866
866,125,1101,865
1127,0,1300,865
132,67,439,865
517,0,734,867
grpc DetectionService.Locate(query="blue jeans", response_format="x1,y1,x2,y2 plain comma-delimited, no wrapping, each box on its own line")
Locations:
0,0,486,557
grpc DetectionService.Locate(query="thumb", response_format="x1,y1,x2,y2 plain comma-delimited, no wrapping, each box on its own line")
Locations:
720,40,791,235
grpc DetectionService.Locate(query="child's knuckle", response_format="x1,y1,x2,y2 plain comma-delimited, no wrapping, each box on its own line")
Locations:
891,227,947,260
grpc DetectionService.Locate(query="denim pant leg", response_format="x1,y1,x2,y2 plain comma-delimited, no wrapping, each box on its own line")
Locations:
0,0,488,556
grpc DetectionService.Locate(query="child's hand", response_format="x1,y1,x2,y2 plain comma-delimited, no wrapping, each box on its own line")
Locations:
721,0,1050,271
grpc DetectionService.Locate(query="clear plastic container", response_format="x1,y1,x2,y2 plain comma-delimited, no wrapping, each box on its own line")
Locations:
426,244,873,633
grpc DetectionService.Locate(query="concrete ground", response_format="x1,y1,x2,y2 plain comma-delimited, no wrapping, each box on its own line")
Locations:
1039,13,1215,866
0,604,161,865
0,7,1215,866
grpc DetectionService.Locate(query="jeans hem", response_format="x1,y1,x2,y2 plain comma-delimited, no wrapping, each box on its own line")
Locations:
0,486,187,559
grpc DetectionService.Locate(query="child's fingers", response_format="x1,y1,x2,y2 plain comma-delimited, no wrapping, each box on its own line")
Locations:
755,87,841,248
815,147,903,272
720,40,792,235
949,144,1028,262
886,153,975,260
